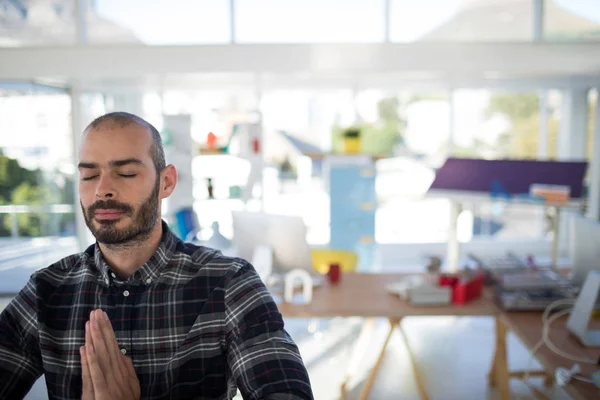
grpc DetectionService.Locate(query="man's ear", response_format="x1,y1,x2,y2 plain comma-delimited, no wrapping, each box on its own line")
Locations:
159,165,177,199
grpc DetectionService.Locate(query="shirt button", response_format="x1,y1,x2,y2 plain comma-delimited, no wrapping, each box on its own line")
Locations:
105,279,109,285
120,348,127,355
145,278,152,284
123,290,130,297
110,272,116,279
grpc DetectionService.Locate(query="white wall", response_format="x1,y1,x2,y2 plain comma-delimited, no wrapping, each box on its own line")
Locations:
378,238,564,271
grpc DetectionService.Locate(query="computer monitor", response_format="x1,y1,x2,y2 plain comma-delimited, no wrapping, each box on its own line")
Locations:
232,211,313,274
569,214,600,286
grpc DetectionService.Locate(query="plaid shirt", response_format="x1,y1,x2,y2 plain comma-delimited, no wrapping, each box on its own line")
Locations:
0,222,313,400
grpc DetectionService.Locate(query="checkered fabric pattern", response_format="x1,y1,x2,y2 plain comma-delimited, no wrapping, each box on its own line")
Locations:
0,221,313,400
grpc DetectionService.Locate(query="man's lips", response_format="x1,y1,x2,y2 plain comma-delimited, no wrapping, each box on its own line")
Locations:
94,209,126,220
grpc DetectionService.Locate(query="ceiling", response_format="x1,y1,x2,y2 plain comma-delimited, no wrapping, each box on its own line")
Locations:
1,42,600,92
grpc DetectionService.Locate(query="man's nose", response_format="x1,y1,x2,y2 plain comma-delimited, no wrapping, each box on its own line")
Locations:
95,175,116,199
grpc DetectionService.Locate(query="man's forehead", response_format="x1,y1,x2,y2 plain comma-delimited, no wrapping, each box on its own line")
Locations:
83,122,152,141
79,125,153,163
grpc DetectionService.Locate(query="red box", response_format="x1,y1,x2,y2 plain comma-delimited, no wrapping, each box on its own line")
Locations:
438,273,483,305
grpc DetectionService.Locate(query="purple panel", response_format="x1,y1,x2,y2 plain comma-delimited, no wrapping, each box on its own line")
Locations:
429,158,588,198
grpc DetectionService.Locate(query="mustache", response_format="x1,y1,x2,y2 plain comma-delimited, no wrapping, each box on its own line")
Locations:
87,199,133,216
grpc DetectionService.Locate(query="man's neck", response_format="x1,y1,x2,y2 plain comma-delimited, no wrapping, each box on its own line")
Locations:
98,222,164,279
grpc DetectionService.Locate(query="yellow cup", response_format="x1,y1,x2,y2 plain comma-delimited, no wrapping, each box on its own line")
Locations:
311,249,358,274
343,137,361,154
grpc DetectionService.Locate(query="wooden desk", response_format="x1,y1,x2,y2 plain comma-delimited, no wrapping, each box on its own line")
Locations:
275,273,500,400
490,311,600,400
276,273,496,318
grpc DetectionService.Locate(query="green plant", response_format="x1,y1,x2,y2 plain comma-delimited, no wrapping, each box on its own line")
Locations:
341,127,361,138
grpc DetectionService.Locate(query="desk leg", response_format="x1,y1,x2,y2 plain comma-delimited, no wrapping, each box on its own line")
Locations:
397,319,430,400
357,318,399,400
340,318,376,400
357,318,430,400
488,336,498,387
544,373,554,388
490,316,511,400
489,317,554,399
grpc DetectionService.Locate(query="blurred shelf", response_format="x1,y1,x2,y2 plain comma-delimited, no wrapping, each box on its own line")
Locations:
303,151,391,161
197,147,228,155
194,198,244,202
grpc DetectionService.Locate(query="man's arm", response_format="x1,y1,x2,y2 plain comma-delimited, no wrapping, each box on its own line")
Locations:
0,276,44,399
224,260,313,400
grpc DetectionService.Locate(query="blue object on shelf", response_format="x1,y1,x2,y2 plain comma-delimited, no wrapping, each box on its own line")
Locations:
222,124,239,153
490,179,512,200
174,207,199,241
328,161,376,271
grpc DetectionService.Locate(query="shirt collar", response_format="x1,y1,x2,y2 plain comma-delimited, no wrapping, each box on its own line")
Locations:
93,220,179,287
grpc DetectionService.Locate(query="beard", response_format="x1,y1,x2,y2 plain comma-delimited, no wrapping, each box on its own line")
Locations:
81,178,161,247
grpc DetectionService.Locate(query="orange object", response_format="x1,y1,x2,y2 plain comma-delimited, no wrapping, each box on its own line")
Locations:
530,184,570,204
206,132,218,148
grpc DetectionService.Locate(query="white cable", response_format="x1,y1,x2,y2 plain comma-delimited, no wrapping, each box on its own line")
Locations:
573,375,594,384
523,300,576,389
522,298,597,395
542,309,597,365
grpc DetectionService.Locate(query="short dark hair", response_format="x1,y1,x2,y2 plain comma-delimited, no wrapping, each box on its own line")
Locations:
84,112,166,174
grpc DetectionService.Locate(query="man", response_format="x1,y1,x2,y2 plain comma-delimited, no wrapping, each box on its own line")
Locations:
0,112,313,400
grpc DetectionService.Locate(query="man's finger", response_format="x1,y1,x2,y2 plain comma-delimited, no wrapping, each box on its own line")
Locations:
85,321,93,353
97,310,127,380
122,355,140,398
86,342,110,398
89,310,115,383
122,354,135,377
80,346,95,400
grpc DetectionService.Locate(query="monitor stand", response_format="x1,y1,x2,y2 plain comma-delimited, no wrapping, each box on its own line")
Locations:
566,270,600,347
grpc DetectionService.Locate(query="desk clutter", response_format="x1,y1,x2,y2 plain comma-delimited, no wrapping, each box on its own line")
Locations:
386,268,484,306
494,269,578,311
255,245,347,306
467,251,585,311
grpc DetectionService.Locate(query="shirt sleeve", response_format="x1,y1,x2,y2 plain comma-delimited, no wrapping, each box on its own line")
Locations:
224,260,314,400
0,275,44,399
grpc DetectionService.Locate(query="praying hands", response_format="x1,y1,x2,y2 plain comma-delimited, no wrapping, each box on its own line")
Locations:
80,310,141,400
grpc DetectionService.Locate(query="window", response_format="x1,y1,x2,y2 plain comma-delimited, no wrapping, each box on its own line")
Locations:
0,1,76,46
0,86,77,280
451,90,547,160
92,0,231,44
588,89,597,161
451,89,551,241
544,0,600,41
374,91,452,243
390,0,533,42
235,0,385,43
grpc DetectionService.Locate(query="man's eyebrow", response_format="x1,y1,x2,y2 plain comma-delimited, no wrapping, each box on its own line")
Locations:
77,162,98,169
109,158,144,167
77,158,145,169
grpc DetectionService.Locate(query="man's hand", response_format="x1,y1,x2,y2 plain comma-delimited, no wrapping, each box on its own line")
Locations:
80,309,140,400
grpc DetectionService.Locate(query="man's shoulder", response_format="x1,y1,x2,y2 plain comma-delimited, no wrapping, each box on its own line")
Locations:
32,246,93,284
172,242,251,277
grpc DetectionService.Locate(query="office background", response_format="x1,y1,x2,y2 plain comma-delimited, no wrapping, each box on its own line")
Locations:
1,1,600,399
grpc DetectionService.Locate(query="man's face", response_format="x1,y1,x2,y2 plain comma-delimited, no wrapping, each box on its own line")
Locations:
78,124,162,246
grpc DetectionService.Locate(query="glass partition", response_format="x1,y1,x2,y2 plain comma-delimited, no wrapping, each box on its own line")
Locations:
0,1,76,46
235,0,385,43
0,83,77,274
92,0,231,44
390,0,534,42
544,0,600,41
3,0,600,46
